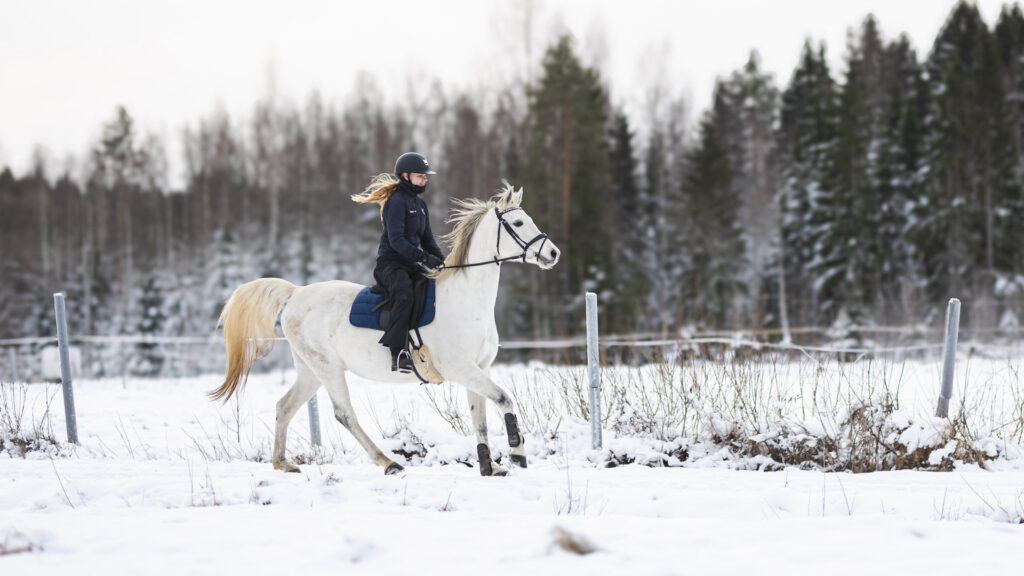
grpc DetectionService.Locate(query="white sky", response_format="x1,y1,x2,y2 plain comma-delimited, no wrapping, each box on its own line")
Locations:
0,0,1010,187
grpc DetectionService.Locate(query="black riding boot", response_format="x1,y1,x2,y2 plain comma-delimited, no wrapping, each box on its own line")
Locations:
391,346,413,373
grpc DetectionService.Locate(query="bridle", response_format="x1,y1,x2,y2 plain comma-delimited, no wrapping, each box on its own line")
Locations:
441,206,550,269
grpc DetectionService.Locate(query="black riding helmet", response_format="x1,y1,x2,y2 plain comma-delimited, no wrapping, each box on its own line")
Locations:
394,152,437,178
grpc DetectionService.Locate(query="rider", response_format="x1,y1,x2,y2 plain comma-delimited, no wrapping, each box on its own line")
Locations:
351,152,445,372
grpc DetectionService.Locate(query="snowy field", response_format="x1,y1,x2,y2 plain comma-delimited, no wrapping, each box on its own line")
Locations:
3,356,1024,575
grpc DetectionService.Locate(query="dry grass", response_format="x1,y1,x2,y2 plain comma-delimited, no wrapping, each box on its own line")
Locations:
483,353,1022,472
0,381,63,457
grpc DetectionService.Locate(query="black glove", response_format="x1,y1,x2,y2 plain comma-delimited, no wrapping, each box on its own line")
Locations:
419,253,444,273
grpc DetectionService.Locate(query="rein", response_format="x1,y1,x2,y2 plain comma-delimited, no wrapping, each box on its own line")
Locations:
440,206,550,270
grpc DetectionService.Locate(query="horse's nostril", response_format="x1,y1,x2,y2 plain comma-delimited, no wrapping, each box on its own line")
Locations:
550,248,559,259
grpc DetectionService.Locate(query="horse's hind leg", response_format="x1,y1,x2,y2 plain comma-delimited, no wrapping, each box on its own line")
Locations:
320,369,404,475
468,390,506,476
272,355,321,473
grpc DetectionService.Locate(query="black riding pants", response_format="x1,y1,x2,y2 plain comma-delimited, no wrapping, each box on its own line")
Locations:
373,258,420,353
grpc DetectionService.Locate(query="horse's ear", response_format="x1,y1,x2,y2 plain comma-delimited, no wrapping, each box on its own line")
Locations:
513,186,523,206
499,179,517,207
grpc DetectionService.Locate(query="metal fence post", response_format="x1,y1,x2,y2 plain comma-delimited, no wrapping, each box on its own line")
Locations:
8,347,17,383
586,292,602,450
936,298,961,418
53,292,79,444
307,395,321,447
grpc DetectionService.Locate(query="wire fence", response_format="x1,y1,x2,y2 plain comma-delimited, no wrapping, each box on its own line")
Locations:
3,324,1024,383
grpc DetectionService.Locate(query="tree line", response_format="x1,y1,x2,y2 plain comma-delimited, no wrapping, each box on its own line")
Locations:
2,2,1023,375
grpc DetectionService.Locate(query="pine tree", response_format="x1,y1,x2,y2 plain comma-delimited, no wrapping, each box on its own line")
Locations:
679,111,746,328
89,106,149,332
776,41,839,327
207,224,244,323
810,17,888,326
871,35,927,320
523,35,612,337
640,93,688,334
606,110,648,332
993,5,1024,318
995,5,1024,186
912,2,1022,326
133,273,166,377
712,51,779,326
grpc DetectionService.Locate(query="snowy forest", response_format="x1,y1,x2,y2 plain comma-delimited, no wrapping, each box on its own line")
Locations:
3,2,1024,375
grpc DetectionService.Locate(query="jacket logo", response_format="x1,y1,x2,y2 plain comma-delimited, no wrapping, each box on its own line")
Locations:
409,210,417,214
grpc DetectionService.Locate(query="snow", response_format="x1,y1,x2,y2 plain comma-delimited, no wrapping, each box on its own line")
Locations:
3,361,1024,574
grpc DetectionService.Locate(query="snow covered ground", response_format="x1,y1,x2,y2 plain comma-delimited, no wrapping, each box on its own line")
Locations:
2,358,1024,575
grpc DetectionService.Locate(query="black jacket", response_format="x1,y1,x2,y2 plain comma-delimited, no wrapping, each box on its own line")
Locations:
377,184,443,265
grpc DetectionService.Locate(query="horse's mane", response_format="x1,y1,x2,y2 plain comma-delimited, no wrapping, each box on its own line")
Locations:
433,181,522,281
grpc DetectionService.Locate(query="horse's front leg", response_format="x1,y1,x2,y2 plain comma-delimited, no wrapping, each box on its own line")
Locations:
468,390,507,476
456,366,527,470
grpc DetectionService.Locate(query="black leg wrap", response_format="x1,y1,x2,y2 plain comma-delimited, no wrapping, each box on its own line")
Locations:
510,454,528,468
477,443,493,476
504,413,522,448
385,462,404,476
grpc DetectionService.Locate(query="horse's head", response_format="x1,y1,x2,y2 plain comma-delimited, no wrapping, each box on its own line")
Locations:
437,183,560,277
492,181,560,270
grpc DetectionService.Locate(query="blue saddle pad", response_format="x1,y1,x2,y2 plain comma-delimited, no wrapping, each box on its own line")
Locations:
349,279,436,331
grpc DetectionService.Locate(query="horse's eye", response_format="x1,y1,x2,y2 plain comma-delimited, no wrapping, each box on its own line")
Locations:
513,220,524,227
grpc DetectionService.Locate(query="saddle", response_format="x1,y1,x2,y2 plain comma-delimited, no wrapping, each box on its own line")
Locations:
349,277,436,331
349,277,444,384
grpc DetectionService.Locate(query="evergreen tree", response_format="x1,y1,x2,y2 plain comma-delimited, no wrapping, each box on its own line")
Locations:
206,224,244,323
88,106,150,332
606,110,648,332
133,273,166,377
810,17,887,326
871,35,927,320
712,51,779,326
995,5,1024,188
523,35,612,336
912,2,1021,326
775,41,839,327
993,4,1024,323
679,111,746,328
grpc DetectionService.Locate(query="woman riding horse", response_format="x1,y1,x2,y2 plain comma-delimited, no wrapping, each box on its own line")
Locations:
352,152,445,373
211,181,560,476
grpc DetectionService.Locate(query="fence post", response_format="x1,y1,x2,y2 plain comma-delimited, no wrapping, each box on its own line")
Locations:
586,292,602,450
307,395,321,447
936,298,961,418
53,292,79,444
8,347,17,383
120,341,127,389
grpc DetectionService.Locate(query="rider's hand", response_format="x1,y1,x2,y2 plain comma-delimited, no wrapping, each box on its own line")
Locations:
419,253,444,273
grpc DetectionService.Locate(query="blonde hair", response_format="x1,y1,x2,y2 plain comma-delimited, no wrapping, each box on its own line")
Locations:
351,173,400,218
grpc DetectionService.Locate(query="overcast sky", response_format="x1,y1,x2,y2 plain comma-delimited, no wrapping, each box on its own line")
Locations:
0,0,1011,186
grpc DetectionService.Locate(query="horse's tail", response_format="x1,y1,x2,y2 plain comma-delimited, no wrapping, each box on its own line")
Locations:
208,278,297,403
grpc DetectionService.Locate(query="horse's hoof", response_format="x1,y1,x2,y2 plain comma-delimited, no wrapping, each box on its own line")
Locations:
492,466,509,477
385,462,404,476
510,454,527,469
274,461,301,473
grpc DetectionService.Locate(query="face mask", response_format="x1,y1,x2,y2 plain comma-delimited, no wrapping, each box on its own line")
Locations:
399,177,427,195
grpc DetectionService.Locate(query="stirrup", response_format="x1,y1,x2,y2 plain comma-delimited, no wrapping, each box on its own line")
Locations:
392,349,414,373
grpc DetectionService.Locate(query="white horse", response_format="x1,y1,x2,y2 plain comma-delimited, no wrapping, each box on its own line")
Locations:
209,183,560,476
